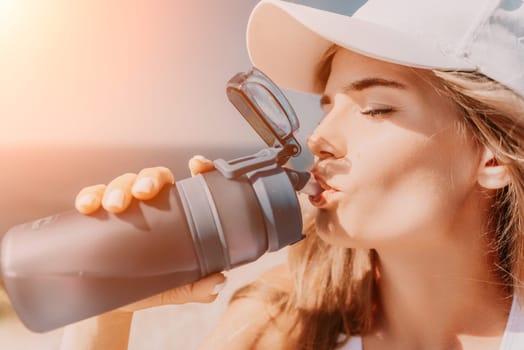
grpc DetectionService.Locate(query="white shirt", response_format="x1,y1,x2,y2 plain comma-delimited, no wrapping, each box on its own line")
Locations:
341,294,524,350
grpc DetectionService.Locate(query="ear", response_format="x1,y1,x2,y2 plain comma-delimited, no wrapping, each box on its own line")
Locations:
477,147,511,189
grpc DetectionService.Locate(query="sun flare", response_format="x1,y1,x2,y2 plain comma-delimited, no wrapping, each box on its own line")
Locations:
0,0,23,34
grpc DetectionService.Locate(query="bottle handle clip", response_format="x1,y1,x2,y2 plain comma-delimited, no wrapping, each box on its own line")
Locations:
214,146,290,179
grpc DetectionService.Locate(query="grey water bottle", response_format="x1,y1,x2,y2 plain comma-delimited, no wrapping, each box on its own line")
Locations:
1,148,311,332
0,67,317,332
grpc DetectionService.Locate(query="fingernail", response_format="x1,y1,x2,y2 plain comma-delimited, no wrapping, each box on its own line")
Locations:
132,177,154,193
77,193,97,207
103,189,124,208
193,155,212,164
211,281,226,295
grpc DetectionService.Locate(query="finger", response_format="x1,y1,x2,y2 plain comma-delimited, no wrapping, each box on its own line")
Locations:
188,155,215,176
162,272,227,305
101,173,137,213
119,273,226,312
75,184,106,214
131,166,175,201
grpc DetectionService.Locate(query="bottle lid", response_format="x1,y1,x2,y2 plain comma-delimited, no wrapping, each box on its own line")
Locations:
226,67,301,165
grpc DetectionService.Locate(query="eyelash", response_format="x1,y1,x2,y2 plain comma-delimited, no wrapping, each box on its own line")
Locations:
360,107,395,118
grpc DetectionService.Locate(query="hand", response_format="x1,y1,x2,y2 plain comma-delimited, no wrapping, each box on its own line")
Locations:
74,156,214,215
61,157,223,350
73,155,222,310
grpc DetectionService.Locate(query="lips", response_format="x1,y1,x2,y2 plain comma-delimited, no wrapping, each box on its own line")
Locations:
308,159,349,208
308,174,340,208
315,176,335,192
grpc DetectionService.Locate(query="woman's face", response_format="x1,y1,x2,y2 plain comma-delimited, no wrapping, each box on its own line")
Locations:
307,48,482,250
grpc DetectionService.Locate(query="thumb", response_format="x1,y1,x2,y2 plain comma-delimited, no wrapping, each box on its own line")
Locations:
159,272,227,304
120,273,227,312
189,155,215,176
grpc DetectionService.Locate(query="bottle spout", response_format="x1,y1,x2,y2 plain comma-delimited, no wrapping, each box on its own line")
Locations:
284,168,323,196
299,176,323,197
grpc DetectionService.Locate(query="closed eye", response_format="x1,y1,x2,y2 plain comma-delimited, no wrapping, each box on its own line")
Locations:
360,107,395,118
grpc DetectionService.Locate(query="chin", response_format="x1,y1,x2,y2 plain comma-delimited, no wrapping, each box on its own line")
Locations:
314,210,373,249
314,210,352,247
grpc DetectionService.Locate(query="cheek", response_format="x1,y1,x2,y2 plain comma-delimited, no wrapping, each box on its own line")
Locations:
317,128,479,248
333,176,457,246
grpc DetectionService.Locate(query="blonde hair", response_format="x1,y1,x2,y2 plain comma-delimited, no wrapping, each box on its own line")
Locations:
231,45,524,349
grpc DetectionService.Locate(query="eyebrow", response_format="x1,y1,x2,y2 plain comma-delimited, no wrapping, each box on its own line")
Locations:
320,78,407,107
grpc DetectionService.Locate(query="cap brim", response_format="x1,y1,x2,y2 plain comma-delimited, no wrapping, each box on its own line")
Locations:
247,0,475,94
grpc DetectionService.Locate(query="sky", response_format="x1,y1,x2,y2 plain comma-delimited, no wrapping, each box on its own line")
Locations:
0,0,365,148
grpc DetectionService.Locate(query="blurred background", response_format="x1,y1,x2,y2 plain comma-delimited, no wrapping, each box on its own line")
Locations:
0,0,365,348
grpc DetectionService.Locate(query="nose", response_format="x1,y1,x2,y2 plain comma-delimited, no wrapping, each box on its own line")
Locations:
307,113,346,160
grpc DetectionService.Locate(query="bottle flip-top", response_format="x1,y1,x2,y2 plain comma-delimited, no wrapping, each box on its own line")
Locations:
0,67,321,332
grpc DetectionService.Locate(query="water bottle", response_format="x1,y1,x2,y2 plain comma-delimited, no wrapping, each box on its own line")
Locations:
0,67,320,332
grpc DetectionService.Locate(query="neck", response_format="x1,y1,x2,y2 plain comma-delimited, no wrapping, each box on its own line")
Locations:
370,196,512,349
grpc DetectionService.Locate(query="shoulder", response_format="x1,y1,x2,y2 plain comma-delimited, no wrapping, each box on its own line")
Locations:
197,264,294,350
257,263,293,290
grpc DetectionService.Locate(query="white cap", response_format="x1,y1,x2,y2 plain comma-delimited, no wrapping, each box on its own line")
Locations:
247,0,524,97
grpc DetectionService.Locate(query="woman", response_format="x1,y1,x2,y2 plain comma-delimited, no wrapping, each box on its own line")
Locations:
63,0,524,349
